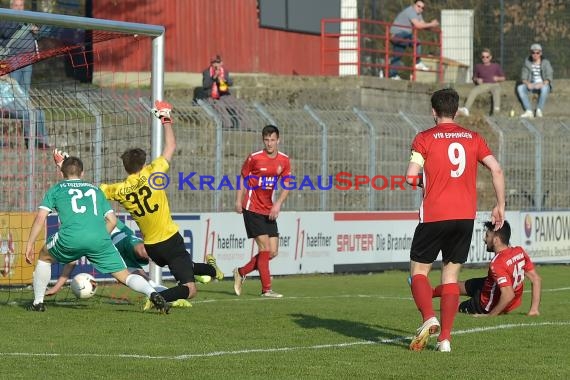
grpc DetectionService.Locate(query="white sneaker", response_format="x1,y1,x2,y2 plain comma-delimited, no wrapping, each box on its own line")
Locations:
520,110,534,118
536,109,543,117
409,316,440,351
261,290,283,298
415,62,429,71
435,339,451,352
457,107,470,117
390,74,402,80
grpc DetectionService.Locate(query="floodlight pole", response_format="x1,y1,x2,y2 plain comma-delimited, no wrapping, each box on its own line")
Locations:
0,8,166,285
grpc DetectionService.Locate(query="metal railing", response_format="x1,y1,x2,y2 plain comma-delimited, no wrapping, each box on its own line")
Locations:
320,18,443,81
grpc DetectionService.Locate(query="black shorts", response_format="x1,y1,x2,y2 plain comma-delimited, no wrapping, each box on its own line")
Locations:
242,209,279,239
144,232,194,284
458,277,487,314
410,219,474,264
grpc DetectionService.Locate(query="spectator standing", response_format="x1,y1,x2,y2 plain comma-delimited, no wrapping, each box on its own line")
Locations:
0,73,49,148
0,0,39,97
389,0,439,80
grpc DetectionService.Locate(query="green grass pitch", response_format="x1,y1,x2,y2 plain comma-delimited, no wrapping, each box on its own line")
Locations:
1,265,569,379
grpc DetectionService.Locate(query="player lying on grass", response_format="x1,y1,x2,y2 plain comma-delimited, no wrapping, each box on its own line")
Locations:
432,220,541,316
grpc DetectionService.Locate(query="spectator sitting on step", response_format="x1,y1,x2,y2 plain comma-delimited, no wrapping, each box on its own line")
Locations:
517,43,553,119
201,54,233,100
200,55,240,128
458,48,505,117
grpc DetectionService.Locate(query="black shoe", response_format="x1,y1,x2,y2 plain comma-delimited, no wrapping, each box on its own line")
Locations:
26,302,46,312
149,292,170,314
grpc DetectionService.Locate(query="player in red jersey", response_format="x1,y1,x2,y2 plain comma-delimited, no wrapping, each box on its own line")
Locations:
233,125,291,298
433,220,541,316
405,88,506,352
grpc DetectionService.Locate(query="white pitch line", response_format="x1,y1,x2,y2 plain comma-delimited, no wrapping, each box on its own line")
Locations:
192,294,413,304
192,286,570,304
1,321,568,360
527,287,570,293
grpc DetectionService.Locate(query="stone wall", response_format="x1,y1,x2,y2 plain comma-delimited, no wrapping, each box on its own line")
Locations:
226,74,570,117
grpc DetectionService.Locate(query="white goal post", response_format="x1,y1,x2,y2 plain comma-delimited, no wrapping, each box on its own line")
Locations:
0,7,166,285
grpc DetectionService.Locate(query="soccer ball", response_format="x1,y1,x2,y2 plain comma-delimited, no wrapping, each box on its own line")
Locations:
70,273,97,299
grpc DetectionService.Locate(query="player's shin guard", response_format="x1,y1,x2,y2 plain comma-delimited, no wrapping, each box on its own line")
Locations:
33,260,51,304
160,285,190,302
439,283,460,341
257,251,271,293
411,274,436,321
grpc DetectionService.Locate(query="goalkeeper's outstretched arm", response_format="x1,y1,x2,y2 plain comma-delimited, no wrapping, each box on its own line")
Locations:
162,118,176,162
152,100,176,162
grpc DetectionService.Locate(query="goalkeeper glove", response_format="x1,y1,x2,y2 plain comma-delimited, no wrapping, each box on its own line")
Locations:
151,100,173,124
53,148,69,168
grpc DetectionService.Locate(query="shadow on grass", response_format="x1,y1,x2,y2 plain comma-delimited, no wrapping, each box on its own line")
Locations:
290,313,410,348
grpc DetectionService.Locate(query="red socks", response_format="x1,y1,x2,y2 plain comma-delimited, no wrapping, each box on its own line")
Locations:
257,251,271,292
239,251,272,293
410,274,435,321
240,254,259,276
439,283,460,341
432,285,443,298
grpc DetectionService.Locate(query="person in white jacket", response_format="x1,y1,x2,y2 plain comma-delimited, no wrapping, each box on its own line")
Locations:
0,74,49,148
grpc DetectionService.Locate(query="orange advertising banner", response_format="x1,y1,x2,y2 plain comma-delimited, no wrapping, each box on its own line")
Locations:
0,212,43,286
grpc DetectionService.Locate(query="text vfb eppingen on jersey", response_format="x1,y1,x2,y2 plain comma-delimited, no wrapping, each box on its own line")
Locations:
146,171,422,191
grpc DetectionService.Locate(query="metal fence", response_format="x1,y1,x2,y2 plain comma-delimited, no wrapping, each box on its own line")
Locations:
2,88,569,213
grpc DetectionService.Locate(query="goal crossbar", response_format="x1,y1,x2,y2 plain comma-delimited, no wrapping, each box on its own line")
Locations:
0,8,164,36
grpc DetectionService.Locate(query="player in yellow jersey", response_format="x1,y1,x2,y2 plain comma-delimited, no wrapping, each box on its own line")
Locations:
100,101,223,306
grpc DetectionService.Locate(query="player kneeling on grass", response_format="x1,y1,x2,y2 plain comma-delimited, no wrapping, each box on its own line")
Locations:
24,155,169,313
432,220,541,316
45,219,195,308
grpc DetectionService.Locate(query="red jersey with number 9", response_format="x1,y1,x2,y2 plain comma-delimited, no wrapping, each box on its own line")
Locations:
240,150,291,215
480,246,535,313
411,123,493,222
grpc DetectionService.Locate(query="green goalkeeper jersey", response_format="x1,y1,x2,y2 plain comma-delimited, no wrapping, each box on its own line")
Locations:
40,179,115,251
